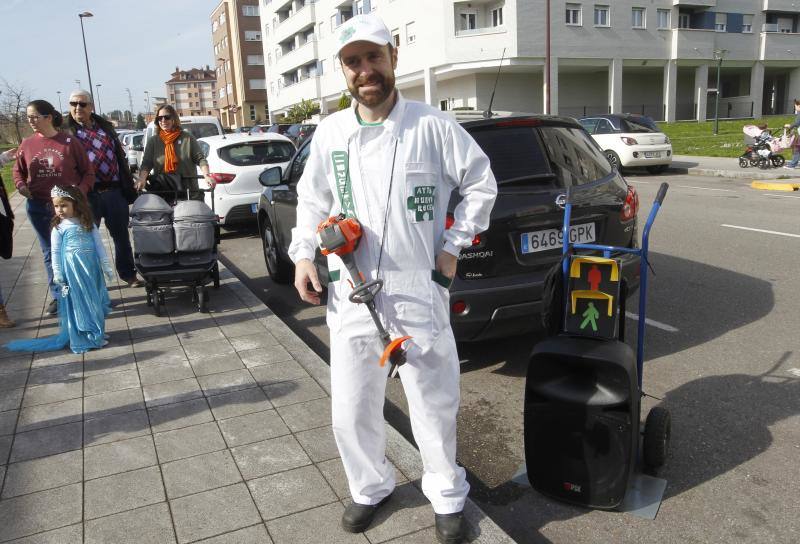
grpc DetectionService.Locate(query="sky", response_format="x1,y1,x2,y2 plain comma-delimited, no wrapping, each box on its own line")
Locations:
1,0,222,115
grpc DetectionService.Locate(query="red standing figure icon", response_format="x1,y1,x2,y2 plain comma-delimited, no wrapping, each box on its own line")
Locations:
588,264,602,291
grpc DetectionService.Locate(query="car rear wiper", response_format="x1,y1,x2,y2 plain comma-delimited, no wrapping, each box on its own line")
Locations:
497,173,557,186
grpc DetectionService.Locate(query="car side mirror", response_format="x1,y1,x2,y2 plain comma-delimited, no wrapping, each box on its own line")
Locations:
259,166,283,187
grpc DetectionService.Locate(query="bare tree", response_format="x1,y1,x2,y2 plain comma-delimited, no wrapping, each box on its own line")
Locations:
0,79,31,144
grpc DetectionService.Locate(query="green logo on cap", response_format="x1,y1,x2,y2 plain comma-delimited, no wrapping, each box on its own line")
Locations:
340,26,355,43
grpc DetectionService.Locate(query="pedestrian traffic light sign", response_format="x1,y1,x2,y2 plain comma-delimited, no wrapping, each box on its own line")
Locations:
564,256,621,339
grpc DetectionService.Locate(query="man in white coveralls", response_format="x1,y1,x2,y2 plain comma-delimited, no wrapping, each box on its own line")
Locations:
288,13,497,544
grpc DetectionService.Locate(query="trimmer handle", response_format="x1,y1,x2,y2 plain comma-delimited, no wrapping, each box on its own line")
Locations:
655,182,669,205
349,279,383,304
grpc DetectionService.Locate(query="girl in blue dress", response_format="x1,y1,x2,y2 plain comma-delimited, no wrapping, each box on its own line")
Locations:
6,186,113,354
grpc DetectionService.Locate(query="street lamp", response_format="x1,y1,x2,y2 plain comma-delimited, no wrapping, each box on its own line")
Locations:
95,84,102,115
144,90,151,113
75,79,81,88
217,58,231,127
712,48,727,136
78,12,95,103
56,91,62,113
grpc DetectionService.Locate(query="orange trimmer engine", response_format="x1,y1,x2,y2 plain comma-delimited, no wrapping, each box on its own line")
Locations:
316,214,411,378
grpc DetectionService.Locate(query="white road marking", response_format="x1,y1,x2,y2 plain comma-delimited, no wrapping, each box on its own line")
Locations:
677,185,735,192
721,224,800,239
627,180,651,184
788,368,800,377
763,193,800,199
626,312,679,332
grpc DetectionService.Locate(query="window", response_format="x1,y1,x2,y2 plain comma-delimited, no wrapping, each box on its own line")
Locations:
242,5,258,16
392,28,400,46
220,13,226,24
247,54,264,65
492,7,503,27
539,127,612,185
632,8,645,29
657,9,670,30
219,141,296,167
354,0,364,14
715,13,726,32
460,12,477,31
227,83,233,94
318,22,324,38
406,21,416,44
250,104,256,121
742,14,753,33
244,30,262,41
319,59,326,75
250,79,266,89
440,99,448,111
678,13,689,29
594,5,609,27
566,3,581,26
331,14,337,31
212,20,218,32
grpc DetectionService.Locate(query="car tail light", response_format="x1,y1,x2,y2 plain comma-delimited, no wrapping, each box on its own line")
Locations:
621,137,638,146
664,136,671,144
445,213,481,246
208,173,236,184
451,300,468,315
620,186,639,222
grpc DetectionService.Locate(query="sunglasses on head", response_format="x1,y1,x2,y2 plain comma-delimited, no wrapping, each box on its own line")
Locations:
69,101,89,108
157,115,173,122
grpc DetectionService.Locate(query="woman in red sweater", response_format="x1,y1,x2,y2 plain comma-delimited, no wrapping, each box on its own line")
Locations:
13,100,94,315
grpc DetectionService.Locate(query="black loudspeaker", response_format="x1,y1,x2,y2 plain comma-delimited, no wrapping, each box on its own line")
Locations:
524,335,639,509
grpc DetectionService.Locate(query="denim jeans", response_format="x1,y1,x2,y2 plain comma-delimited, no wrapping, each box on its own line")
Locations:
26,199,57,300
89,188,136,280
789,148,800,168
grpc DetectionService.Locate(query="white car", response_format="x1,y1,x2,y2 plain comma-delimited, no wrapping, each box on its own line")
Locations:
579,114,672,174
121,132,144,172
197,133,296,226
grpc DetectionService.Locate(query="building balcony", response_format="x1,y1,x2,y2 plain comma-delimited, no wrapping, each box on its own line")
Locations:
714,31,758,60
759,30,800,60
274,3,316,43
455,24,506,37
670,28,716,59
273,76,320,109
673,0,716,6
275,39,318,73
762,0,800,12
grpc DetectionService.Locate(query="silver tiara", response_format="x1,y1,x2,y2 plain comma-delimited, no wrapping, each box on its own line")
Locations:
50,186,75,200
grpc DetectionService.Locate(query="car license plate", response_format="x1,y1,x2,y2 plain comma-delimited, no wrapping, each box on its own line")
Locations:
520,223,595,254
251,203,258,213
644,151,660,158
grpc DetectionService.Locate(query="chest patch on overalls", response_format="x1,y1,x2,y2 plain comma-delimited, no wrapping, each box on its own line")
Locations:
407,186,436,222
331,150,356,218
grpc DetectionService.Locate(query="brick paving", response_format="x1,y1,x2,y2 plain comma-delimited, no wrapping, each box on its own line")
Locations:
0,193,511,544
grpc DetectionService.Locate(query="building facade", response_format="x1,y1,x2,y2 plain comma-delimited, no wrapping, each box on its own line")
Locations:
165,67,218,118
259,0,800,122
212,0,270,129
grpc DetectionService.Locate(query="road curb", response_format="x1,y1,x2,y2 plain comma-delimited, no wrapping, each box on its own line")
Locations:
750,180,800,191
217,261,516,544
668,166,793,180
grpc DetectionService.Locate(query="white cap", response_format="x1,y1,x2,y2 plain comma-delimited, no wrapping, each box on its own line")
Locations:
335,14,392,57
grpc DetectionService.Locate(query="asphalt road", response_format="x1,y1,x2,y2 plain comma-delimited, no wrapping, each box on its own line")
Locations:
217,173,799,543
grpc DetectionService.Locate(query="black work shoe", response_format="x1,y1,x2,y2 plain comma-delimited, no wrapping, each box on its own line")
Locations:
46,299,58,316
341,494,392,533
435,512,465,544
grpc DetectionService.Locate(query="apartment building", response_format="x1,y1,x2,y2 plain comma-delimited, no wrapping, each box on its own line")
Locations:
259,0,800,123
211,0,269,129
165,67,218,118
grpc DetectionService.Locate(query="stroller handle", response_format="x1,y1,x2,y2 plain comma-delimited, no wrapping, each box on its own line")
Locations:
654,182,669,206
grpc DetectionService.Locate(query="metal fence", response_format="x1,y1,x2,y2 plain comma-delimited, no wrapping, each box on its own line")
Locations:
557,105,609,119
706,101,754,120
621,104,665,121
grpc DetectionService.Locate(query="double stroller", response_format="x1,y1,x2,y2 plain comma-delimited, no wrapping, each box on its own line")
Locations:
739,125,794,169
129,189,220,316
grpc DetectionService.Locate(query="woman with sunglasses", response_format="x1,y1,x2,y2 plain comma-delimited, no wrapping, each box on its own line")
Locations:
13,100,95,315
136,105,210,200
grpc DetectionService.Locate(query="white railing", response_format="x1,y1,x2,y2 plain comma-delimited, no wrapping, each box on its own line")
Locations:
455,25,505,37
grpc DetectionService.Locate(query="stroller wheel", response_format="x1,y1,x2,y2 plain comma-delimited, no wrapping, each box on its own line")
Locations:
749,158,759,167
198,287,209,313
738,157,749,168
771,155,786,167
758,158,769,169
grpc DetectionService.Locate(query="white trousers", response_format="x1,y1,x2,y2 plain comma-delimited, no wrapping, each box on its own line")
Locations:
330,327,469,514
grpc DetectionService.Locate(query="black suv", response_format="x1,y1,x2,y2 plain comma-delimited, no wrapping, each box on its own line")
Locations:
257,115,641,342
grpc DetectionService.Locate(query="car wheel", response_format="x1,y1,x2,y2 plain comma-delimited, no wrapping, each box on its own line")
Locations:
646,165,667,175
605,150,622,171
261,219,293,284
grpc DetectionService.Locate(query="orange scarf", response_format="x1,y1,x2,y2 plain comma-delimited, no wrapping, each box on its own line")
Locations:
159,129,181,173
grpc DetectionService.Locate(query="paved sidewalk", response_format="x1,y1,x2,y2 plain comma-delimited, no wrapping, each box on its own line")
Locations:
0,192,512,544
669,154,800,180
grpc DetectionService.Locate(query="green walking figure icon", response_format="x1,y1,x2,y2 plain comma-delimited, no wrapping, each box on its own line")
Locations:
580,302,600,332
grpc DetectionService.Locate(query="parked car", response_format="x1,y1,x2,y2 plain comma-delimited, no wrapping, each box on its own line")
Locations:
197,133,296,226
285,123,316,146
578,114,672,174
121,132,144,172
142,115,224,156
233,126,253,134
256,114,642,342
251,123,292,136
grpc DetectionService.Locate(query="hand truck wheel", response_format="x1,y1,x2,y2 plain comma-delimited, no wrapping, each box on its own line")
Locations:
643,406,671,472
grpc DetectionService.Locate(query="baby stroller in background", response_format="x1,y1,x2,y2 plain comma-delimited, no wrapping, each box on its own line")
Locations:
129,176,220,316
739,125,793,169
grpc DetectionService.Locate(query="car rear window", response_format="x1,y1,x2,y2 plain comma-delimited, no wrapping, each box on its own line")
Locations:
468,126,552,184
183,123,220,139
218,141,296,166
538,126,612,186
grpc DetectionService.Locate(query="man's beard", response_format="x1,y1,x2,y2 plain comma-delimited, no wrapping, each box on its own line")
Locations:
348,72,396,108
